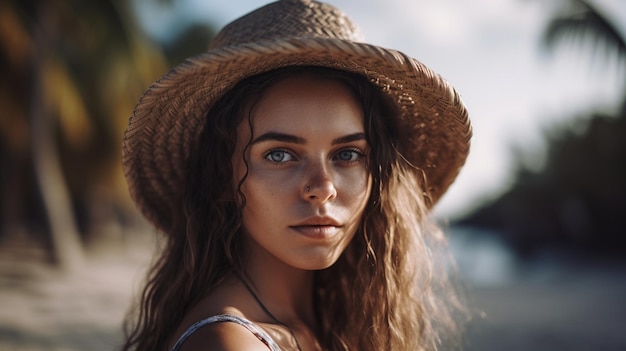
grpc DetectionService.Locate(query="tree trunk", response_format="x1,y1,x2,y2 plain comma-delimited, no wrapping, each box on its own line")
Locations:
30,2,83,270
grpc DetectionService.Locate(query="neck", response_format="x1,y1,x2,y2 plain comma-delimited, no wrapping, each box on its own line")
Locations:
241,245,316,327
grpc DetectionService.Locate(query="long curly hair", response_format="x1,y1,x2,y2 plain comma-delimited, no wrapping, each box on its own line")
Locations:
122,66,464,351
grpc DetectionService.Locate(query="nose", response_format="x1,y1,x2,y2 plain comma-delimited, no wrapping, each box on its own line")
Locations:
302,162,337,203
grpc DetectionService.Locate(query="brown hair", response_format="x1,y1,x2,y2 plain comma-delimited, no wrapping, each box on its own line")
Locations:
122,66,464,351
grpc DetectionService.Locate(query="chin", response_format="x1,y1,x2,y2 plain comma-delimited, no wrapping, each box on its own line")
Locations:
291,255,341,271
284,241,352,271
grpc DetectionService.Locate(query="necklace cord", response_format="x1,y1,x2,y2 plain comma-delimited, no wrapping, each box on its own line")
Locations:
234,272,304,351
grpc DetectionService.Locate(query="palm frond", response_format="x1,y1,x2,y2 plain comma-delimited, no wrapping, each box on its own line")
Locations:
542,0,626,63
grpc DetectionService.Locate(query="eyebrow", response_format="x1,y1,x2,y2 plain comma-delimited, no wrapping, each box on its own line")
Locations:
251,132,366,145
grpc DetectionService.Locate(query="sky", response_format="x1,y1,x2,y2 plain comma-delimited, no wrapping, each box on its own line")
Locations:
134,0,625,219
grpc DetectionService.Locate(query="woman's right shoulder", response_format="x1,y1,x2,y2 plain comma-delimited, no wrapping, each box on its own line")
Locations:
172,277,275,350
175,317,271,351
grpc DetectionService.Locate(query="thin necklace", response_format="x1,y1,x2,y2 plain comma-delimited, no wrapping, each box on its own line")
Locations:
235,272,304,351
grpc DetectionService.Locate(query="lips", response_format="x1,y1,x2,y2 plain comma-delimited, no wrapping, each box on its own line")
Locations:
292,216,342,227
290,217,342,239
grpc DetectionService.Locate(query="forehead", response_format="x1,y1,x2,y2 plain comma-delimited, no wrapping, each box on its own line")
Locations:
248,74,365,135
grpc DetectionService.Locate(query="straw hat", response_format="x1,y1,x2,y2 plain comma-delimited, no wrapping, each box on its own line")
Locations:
123,0,471,233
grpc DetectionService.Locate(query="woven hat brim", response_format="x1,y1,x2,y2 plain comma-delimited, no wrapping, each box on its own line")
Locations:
123,37,471,232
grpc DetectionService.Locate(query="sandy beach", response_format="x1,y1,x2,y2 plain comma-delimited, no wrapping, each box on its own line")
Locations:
0,231,153,351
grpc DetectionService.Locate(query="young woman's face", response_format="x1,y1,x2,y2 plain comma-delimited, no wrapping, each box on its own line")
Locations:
232,73,372,271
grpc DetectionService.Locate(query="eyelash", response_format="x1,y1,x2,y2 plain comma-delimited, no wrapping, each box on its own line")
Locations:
263,148,366,166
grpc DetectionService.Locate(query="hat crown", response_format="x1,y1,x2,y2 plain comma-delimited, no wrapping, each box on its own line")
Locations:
209,0,363,50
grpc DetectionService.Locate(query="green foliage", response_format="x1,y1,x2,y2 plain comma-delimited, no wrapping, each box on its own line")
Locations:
461,109,626,256
0,0,215,249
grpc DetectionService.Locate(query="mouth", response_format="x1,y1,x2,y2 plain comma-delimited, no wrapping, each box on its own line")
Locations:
292,216,342,227
289,224,341,239
289,217,343,239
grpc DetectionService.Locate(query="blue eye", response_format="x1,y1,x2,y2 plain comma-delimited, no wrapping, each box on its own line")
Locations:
336,150,361,162
265,150,293,163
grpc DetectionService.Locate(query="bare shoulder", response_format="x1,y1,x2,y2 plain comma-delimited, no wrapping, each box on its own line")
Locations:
178,320,270,351
175,276,271,350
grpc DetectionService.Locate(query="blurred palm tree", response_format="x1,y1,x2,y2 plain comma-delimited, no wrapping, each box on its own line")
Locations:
0,0,169,268
542,0,626,100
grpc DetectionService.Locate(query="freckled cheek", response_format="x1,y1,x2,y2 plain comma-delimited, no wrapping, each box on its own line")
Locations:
338,172,371,207
239,179,276,226
241,167,295,201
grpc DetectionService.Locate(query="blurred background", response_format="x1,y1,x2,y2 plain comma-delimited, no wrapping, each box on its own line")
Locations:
0,0,624,350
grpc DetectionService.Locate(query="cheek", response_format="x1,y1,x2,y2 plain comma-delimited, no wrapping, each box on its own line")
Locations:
342,172,372,210
238,167,286,210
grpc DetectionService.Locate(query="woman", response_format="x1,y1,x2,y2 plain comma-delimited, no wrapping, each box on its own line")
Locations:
121,1,471,350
